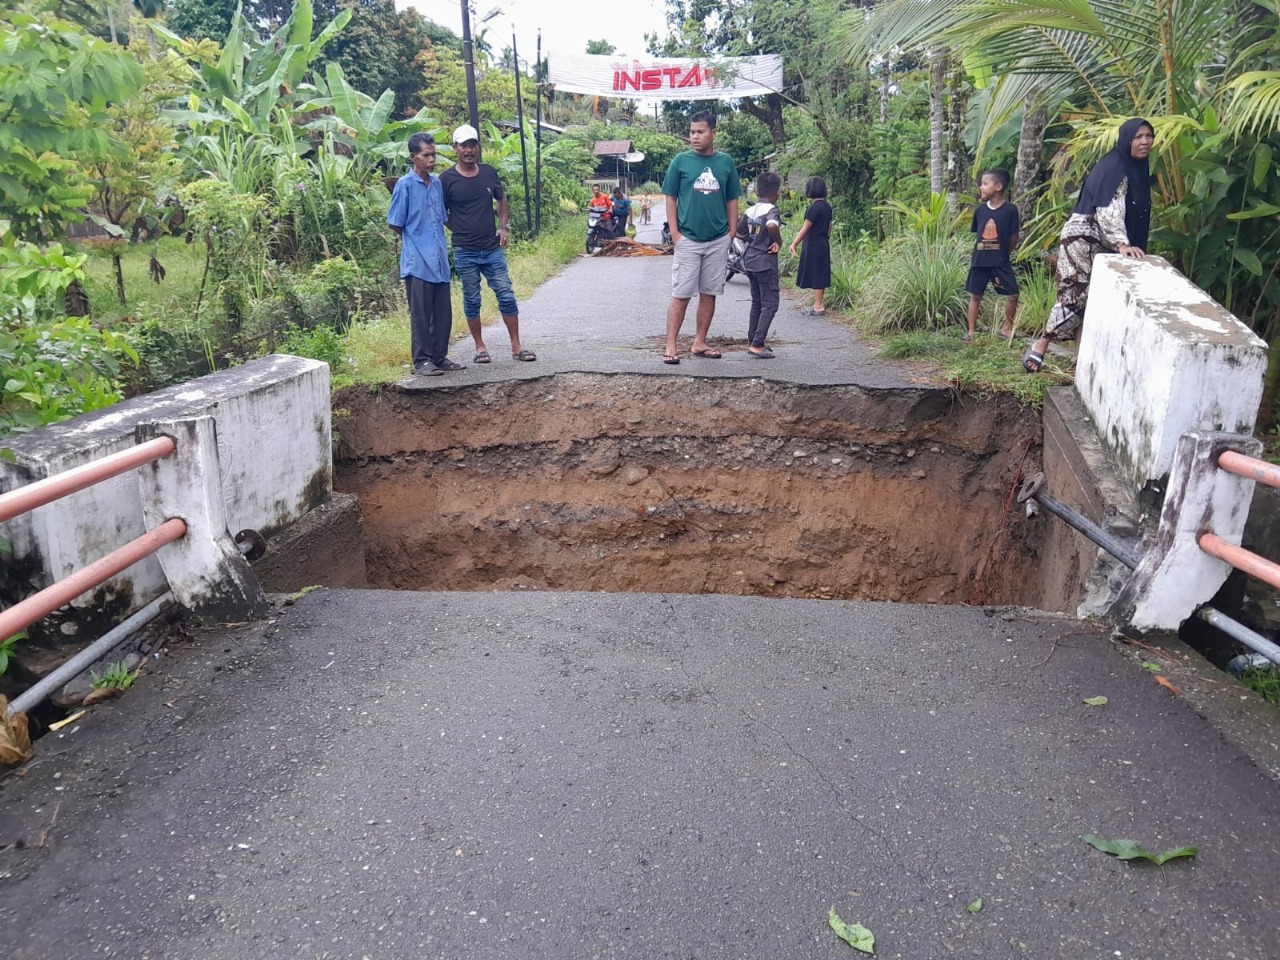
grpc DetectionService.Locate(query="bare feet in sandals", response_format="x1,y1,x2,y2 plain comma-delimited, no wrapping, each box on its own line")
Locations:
1022,337,1050,373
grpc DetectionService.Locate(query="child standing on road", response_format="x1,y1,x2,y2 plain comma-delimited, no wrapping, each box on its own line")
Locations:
738,171,784,358
965,168,1020,342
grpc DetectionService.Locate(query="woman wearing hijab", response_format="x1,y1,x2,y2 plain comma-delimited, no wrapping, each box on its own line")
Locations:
1024,118,1155,373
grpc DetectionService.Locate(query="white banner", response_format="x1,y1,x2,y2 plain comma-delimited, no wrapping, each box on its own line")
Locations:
547,52,783,102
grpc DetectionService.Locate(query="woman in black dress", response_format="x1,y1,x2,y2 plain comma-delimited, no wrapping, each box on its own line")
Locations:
788,176,832,315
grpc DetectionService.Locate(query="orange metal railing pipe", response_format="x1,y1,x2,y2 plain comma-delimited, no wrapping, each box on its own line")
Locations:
1218,450,1280,490
0,436,176,523
1199,532,1280,591
0,517,186,641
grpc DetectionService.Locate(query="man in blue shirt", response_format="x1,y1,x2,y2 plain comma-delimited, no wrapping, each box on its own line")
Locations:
388,133,464,377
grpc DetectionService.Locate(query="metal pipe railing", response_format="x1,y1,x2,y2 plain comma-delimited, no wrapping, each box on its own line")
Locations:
1016,473,1142,569
1020,464,1280,671
0,518,186,643
1198,532,1280,592
6,592,174,718
1198,606,1280,667
0,436,176,523
1218,450,1280,490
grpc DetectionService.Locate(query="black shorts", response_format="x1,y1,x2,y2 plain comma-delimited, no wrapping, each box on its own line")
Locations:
965,263,1019,296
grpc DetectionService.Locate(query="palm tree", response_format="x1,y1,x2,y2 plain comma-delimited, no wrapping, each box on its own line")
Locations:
840,0,1242,205
839,0,1280,423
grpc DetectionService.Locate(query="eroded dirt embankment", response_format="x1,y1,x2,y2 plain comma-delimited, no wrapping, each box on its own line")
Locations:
333,374,1042,605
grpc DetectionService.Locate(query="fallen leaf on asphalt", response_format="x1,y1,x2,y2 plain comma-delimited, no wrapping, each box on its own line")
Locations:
1082,696,1108,706
829,907,875,954
967,898,983,913
1155,675,1180,695
1081,834,1197,864
48,709,86,731
83,687,124,706
1142,662,1162,671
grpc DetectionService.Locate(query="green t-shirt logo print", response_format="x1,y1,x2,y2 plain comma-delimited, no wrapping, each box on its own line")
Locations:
694,168,720,194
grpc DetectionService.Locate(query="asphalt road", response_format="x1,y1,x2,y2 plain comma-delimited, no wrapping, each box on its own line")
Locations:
2,590,1279,960
3,240,1279,960
402,213,917,391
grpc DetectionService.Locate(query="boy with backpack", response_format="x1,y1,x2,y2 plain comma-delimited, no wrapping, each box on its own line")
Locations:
738,171,784,358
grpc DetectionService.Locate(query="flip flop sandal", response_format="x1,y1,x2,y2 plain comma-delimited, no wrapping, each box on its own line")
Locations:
512,349,537,361
748,347,775,358
691,347,723,358
474,349,492,363
1022,347,1045,373
662,354,680,365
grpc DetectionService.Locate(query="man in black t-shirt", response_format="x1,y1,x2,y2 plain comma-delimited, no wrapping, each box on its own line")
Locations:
439,124,536,363
964,168,1020,342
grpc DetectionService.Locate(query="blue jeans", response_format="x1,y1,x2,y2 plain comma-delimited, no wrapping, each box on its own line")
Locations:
453,246,518,319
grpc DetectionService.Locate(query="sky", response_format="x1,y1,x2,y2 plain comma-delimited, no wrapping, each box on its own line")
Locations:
395,0,672,63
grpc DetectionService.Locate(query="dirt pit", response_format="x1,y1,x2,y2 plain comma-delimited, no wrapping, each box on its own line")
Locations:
333,374,1044,605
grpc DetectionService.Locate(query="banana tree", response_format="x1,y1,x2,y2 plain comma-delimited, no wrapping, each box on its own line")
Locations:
295,63,442,184
164,0,352,138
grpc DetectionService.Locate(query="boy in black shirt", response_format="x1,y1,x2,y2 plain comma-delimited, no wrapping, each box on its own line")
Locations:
738,171,784,358
964,168,1020,342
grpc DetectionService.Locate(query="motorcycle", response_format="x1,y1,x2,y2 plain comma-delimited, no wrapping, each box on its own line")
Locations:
725,234,747,282
586,207,610,253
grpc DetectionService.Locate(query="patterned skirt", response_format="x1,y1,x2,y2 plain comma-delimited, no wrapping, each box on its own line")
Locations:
1045,216,1108,342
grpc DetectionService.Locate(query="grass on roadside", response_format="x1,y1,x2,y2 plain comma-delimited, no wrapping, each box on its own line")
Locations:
79,236,210,331
1241,666,1280,706
341,215,584,386
876,329,1073,407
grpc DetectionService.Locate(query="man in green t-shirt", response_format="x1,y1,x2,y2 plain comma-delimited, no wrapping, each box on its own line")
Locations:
660,111,741,364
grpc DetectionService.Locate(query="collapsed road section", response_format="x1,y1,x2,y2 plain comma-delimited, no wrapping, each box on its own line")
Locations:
334,374,1043,605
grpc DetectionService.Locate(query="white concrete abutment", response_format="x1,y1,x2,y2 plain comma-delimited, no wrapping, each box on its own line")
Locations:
0,355,331,646
1041,254,1268,630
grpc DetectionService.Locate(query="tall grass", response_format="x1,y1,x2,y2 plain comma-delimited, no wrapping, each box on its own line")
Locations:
856,232,970,333
1012,259,1056,340
824,229,878,312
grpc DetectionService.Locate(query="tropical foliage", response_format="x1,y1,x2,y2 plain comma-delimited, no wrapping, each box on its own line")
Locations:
836,0,1280,424
2,0,1277,432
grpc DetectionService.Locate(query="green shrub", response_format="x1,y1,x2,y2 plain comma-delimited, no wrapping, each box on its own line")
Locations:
1012,260,1057,340
0,316,138,436
278,323,347,371
274,166,395,270
123,316,210,393
0,234,138,435
91,661,140,690
1240,666,1280,707
177,179,271,328
825,230,879,312
857,232,970,333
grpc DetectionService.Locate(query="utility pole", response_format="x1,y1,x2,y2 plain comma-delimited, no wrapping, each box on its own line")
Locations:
534,30,543,235
460,1,481,134
512,29,533,235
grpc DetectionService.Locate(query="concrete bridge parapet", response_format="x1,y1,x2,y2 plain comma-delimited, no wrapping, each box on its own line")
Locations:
0,355,330,644
1052,255,1268,629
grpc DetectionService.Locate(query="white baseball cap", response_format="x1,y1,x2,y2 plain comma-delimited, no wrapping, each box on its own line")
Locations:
452,124,480,144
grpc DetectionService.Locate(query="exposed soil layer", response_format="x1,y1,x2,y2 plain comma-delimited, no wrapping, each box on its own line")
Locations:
333,374,1043,605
